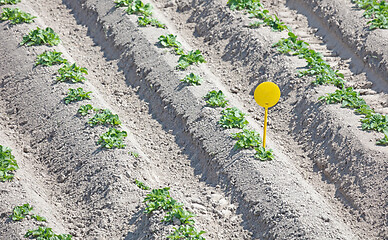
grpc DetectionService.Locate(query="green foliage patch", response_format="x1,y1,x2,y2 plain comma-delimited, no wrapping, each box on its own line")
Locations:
0,8,36,24
135,179,150,190
158,34,184,55
219,107,249,129
254,146,274,161
0,145,18,181
352,0,388,29
143,187,181,214
177,50,206,70
318,87,366,109
0,0,20,5
98,128,127,149
138,16,166,28
25,227,72,240
78,104,94,116
204,90,228,107
11,203,33,221
35,50,67,66
57,63,88,83
21,27,60,46
163,207,196,225
180,73,203,86
232,129,262,150
167,225,206,240
64,88,92,104
88,109,121,126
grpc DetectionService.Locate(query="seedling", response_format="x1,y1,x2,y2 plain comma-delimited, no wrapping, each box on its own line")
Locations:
219,107,249,129
0,0,20,5
227,0,262,11
135,179,150,190
88,109,121,126
57,63,88,83
231,129,262,149
158,34,184,55
318,87,366,109
126,0,152,17
163,207,195,225
64,88,92,104
11,204,33,221
138,16,166,28
167,225,206,240
20,27,60,46
98,128,127,149
129,151,139,158
353,0,388,29
31,214,47,222
254,146,274,161
114,0,132,7
0,8,36,24
35,50,67,66
377,129,388,146
361,113,388,132
25,227,72,240
177,50,206,70
78,104,94,116
355,104,375,117
204,90,228,107
143,187,181,214
180,73,203,86
0,145,18,181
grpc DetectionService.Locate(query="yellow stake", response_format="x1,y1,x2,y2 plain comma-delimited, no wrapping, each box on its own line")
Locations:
254,82,281,148
263,107,268,147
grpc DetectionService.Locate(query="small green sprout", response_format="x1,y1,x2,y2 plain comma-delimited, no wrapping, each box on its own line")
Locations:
11,204,33,221
231,129,262,149
35,50,67,66
20,27,60,46
254,146,274,161
219,107,249,129
135,179,150,190
204,90,228,107
98,128,127,149
0,8,36,24
180,73,202,86
0,145,18,181
64,88,92,104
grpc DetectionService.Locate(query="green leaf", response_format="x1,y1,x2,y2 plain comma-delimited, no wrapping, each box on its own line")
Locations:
0,145,18,182
219,107,249,129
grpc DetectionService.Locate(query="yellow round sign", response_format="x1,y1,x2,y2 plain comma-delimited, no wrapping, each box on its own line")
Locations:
254,82,281,108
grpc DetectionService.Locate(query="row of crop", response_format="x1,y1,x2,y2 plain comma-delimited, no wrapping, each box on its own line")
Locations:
227,0,388,145
352,0,388,29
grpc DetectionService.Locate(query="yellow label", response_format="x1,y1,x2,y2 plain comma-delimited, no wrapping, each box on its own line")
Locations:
254,82,281,108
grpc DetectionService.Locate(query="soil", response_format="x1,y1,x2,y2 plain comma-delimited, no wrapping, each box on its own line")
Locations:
0,0,387,240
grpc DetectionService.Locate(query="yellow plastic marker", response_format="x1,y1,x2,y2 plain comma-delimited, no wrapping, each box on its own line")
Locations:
254,82,281,148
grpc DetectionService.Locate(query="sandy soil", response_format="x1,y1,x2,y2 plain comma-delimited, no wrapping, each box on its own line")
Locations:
0,0,387,239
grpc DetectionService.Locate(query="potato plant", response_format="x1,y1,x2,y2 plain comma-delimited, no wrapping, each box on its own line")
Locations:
0,0,20,5
255,146,274,161
21,27,60,46
352,0,388,29
11,204,33,221
64,88,92,104
219,107,249,129
98,128,127,149
204,90,228,107
57,63,88,83
0,145,18,181
167,225,206,240
232,128,262,150
0,8,36,24
138,16,166,29
35,50,67,66
25,227,72,240
135,179,150,190
158,34,184,55
78,104,94,116
180,73,203,86
177,50,207,70
88,109,121,126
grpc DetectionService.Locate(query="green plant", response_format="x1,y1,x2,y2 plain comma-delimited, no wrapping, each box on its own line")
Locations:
204,90,228,107
180,73,203,86
0,8,36,24
64,88,92,104
163,207,195,225
355,104,375,116
138,16,166,28
129,151,139,158
114,0,132,7
0,145,18,181
135,179,150,190
177,50,206,70
219,107,249,129
0,0,20,5
20,27,60,46
35,50,67,66
249,9,290,31
254,146,274,161
25,227,72,240
143,187,181,214
361,113,388,132
167,225,206,240
57,63,88,83
126,0,152,16
98,128,127,149
31,214,47,222
11,204,33,221
231,129,262,149
88,109,121,126
158,34,184,55
353,0,388,29
227,0,262,11
78,104,94,116
377,129,388,145
318,87,366,109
